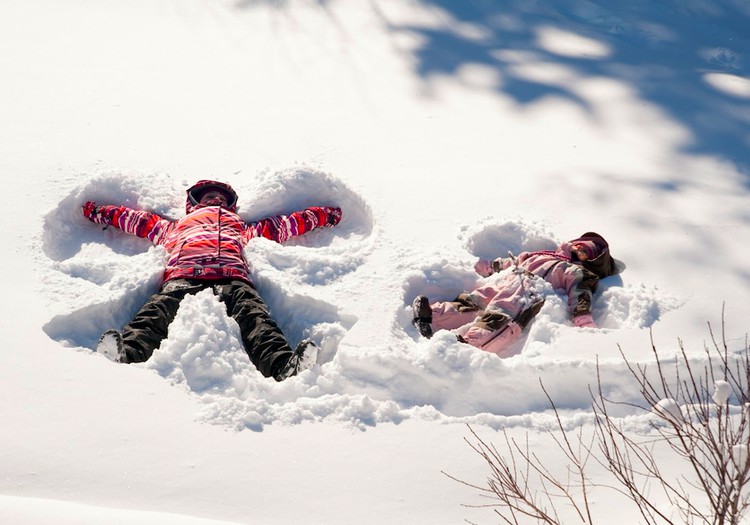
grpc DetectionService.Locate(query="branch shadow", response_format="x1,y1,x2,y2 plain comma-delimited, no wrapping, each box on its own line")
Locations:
227,0,749,183
376,0,750,182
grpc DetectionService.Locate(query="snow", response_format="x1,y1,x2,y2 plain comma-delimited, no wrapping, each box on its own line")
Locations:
1,0,749,523
653,398,683,424
713,379,732,405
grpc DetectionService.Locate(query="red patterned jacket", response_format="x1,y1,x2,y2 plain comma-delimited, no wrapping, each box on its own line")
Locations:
83,181,341,284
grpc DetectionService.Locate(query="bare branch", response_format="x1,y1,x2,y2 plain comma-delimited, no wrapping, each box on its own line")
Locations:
449,308,749,525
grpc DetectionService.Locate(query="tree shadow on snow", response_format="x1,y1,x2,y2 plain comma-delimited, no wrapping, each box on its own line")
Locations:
233,1,750,184
378,0,750,183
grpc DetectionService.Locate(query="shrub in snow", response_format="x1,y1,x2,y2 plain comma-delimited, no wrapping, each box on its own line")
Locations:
451,308,750,525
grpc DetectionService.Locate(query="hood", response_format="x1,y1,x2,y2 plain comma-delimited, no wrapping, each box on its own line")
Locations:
186,180,239,213
569,231,619,278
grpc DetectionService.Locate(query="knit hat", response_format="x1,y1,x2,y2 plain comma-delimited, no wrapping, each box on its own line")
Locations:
572,240,599,261
571,232,618,278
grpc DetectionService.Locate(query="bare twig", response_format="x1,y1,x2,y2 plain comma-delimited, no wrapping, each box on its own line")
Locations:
449,306,750,525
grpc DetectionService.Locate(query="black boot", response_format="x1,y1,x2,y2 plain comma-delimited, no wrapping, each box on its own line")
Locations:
274,340,318,381
411,295,433,339
96,329,127,363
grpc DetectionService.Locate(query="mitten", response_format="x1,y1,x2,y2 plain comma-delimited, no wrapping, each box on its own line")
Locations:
82,201,101,220
325,207,342,226
573,313,596,328
475,258,507,277
474,259,494,277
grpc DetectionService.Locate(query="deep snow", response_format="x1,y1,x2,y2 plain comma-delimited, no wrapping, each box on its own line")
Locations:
2,0,750,523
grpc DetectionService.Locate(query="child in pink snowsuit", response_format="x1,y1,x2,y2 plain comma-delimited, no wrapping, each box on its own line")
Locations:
411,232,618,356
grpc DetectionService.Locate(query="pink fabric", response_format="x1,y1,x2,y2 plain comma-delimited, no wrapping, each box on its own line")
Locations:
430,271,538,355
572,240,598,260
500,251,585,313
461,321,523,356
430,301,480,331
573,313,596,328
471,272,534,318
473,259,494,277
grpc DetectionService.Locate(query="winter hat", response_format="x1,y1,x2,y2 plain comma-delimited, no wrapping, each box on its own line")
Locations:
571,232,618,278
186,180,238,213
571,240,599,261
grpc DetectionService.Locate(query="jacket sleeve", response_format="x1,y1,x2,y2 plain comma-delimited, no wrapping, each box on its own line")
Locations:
247,206,342,244
82,202,173,245
569,266,599,318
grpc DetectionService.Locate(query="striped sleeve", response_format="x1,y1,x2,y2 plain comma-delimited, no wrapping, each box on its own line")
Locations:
88,205,173,245
247,206,332,244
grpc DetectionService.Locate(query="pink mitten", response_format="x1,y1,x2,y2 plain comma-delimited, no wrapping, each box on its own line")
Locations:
474,259,494,277
574,314,596,328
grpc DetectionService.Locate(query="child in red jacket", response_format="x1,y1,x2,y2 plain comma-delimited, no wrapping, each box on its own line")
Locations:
412,232,619,356
83,179,342,381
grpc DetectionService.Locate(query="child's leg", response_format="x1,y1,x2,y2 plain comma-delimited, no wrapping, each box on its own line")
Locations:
216,280,295,379
461,312,523,355
121,279,204,362
460,275,541,355
430,300,481,331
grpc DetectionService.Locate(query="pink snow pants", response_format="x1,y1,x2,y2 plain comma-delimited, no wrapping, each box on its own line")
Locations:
430,271,537,356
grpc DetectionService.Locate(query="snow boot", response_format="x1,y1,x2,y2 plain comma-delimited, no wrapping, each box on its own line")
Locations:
96,329,126,363
274,340,318,381
515,296,545,329
411,295,433,339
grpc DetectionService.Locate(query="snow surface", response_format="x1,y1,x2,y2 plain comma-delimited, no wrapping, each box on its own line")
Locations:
2,0,749,523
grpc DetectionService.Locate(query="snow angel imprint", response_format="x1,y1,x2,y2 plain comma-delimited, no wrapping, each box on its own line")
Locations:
411,232,620,355
82,179,343,381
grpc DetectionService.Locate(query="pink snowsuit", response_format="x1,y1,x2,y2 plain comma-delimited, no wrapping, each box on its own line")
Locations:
428,232,617,356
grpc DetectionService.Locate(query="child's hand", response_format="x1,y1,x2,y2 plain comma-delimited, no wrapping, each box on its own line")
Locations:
325,207,342,226
474,259,494,277
474,258,508,277
82,201,101,220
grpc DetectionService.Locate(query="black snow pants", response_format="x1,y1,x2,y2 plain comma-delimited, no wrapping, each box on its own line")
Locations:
121,278,293,379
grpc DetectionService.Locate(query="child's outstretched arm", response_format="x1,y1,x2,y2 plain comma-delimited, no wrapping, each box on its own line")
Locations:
248,206,342,243
82,201,173,244
569,268,599,328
